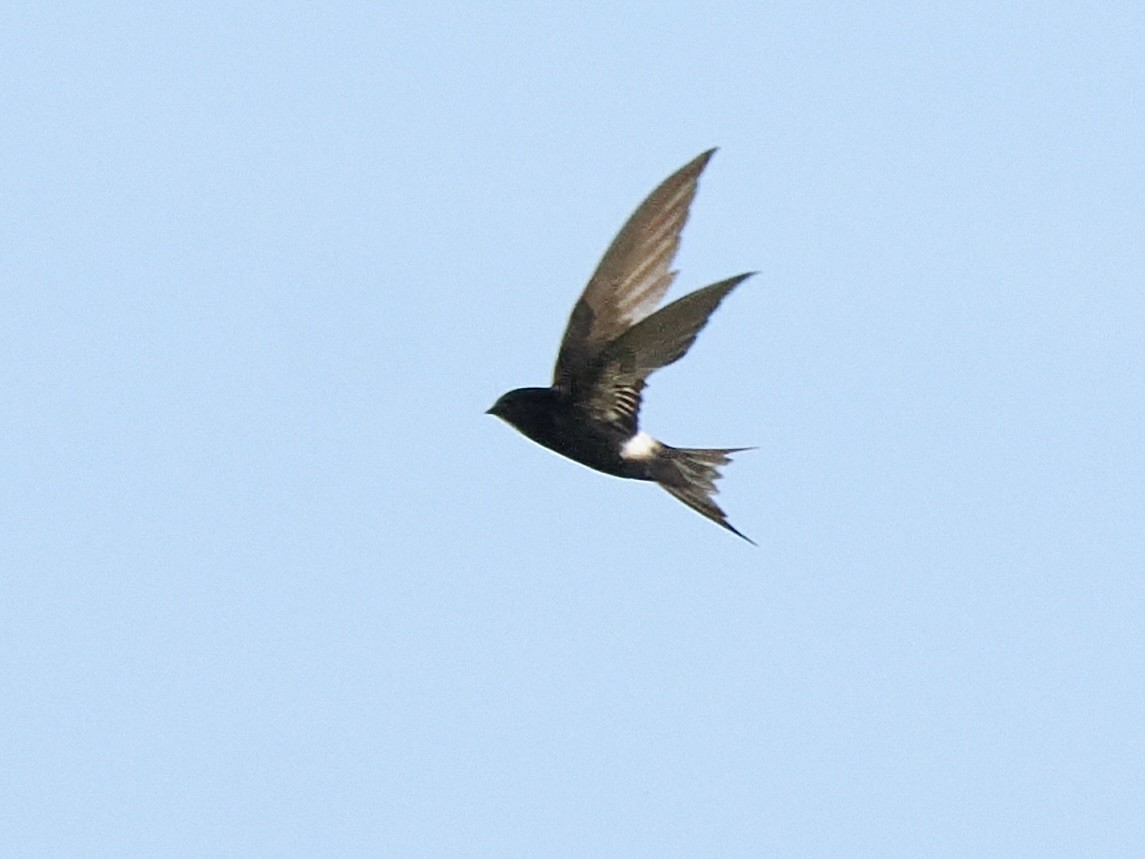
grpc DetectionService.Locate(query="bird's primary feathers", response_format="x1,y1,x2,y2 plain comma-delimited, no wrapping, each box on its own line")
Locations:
487,150,755,543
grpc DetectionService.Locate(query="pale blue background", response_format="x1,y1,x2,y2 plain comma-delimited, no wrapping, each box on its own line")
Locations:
4,3,1143,855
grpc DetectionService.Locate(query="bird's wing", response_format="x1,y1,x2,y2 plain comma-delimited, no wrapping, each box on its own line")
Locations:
577,350,647,435
576,273,753,435
553,150,716,390
604,273,753,377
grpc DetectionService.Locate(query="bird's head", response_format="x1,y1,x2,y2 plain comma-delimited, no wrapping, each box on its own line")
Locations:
485,386,556,435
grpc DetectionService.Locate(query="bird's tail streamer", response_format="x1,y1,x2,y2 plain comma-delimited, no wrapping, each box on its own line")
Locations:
656,446,755,544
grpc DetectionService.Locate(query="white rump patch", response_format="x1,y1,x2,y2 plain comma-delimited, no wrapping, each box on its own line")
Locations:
621,431,660,461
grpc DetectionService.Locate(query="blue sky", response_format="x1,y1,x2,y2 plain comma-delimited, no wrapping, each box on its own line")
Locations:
3,2,1143,855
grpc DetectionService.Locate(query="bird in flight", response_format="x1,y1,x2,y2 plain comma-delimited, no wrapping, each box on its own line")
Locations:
487,150,755,542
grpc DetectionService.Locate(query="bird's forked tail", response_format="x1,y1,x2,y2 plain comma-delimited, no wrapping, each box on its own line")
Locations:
656,445,754,544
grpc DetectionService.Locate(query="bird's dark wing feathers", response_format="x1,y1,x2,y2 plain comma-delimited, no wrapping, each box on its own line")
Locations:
583,377,646,436
576,273,754,435
577,350,646,435
604,273,753,378
553,149,716,390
